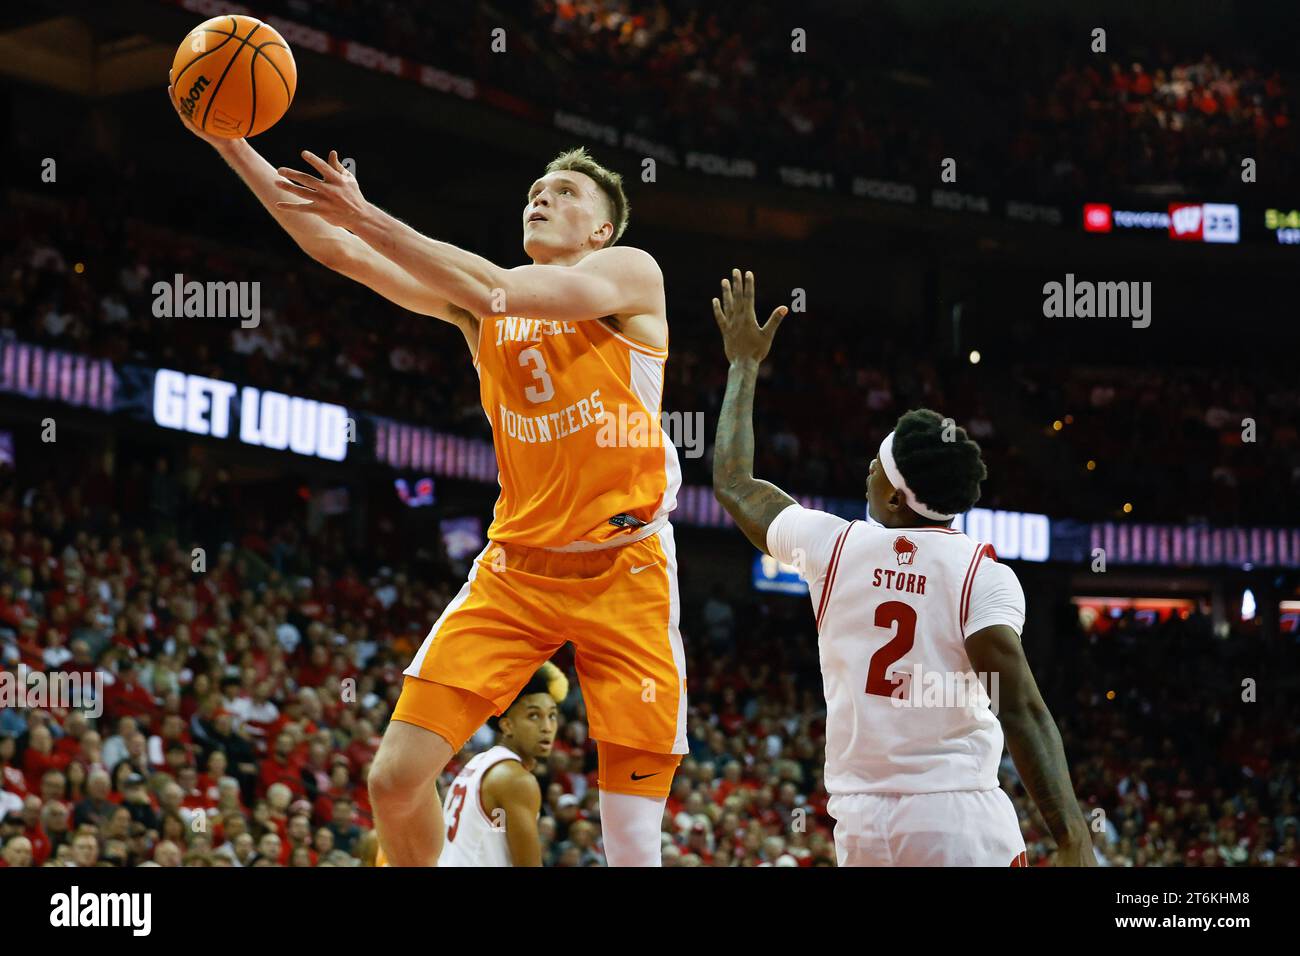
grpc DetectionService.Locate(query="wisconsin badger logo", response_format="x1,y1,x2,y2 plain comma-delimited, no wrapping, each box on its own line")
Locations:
893,536,918,566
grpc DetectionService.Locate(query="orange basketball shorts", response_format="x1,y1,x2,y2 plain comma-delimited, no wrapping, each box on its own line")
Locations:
401,525,687,755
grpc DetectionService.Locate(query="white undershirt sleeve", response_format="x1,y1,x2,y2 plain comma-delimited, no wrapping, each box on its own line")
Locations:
765,504,851,585
963,559,1027,638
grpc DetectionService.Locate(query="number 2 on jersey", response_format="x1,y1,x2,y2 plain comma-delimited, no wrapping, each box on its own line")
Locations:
518,348,554,403
865,600,916,699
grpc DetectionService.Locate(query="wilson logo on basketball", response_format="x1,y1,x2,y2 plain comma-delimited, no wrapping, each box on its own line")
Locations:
893,536,918,566
178,76,210,119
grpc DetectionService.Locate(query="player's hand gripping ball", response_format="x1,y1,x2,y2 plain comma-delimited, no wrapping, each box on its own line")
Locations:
170,15,296,139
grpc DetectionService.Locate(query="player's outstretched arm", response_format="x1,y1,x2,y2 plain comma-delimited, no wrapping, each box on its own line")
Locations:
711,269,794,553
482,763,543,867
965,624,1096,866
168,81,478,355
271,151,663,330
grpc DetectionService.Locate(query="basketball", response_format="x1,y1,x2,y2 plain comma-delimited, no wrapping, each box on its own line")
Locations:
170,15,296,139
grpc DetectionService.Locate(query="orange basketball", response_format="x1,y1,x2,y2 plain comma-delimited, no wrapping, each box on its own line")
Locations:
171,15,296,139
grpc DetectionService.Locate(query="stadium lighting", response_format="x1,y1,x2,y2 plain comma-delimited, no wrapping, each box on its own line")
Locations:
1241,589,1257,621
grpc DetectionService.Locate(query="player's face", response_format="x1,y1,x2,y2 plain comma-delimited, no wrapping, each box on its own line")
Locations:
522,171,611,261
502,694,558,759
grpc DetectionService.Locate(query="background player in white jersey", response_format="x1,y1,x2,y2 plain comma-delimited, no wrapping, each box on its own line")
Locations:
375,662,565,867
709,270,1094,867
439,662,567,867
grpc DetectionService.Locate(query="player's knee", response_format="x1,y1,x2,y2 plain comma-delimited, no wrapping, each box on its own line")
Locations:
369,725,450,810
369,758,434,814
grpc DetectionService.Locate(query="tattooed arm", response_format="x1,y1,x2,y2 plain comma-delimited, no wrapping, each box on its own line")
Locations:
965,624,1096,866
710,270,794,554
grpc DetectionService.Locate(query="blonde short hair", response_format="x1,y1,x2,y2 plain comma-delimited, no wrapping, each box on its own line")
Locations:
544,146,629,247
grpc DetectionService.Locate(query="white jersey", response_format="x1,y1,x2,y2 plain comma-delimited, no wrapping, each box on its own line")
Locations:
767,505,1026,796
438,745,525,868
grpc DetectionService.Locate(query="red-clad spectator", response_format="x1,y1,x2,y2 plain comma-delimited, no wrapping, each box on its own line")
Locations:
12,620,44,667
665,775,691,818
69,730,110,782
197,750,229,803
258,732,306,800
279,811,317,865
311,757,354,826
684,822,715,864
1131,65,1154,96
230,679,280,746
0,582,35,629
263,692,321,749
101,660,158,726
351,763,374,828
298,739,333,802
21,725,69,793
296,644,332,689
52,713,90,761
176,766,208,813
344,720,380,773
23,800,53,867
0,736,28,799
713,761,752,802
148,713,193,767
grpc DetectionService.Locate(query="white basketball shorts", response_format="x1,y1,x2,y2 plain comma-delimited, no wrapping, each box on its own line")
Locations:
827,788,1028,867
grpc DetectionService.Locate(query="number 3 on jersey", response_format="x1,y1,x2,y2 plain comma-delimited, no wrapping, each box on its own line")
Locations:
866,600,916,699
446,781,469,841
518,348,554,403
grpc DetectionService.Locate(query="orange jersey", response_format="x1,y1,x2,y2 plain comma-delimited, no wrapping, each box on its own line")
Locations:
475,314,680,549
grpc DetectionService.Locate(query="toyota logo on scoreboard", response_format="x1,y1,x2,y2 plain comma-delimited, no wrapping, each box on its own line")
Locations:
1083,203,1112,232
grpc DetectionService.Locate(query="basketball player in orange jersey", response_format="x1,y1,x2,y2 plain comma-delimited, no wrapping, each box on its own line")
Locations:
170,91,685,867
710,270,1094,866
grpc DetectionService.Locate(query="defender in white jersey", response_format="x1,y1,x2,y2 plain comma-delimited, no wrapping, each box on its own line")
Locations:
440,663,565,867
376,663,565,867
709,269,1094,867
439,745,536,868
